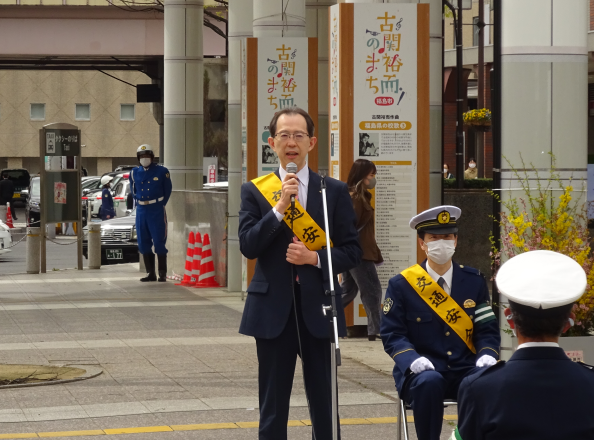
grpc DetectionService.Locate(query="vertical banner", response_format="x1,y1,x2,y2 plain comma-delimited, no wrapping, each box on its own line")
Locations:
241,39,248,292
332,3,429,326
257,39,310,177
329,7,340,180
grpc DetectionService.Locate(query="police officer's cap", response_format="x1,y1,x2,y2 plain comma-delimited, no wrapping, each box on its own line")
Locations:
496,250,586,316
137,144,154,157
409,205,461,235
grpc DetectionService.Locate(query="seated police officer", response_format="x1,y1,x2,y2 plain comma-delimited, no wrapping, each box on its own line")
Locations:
452,250,594,440
380,205,501,440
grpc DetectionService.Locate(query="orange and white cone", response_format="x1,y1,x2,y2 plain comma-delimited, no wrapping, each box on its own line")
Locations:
5,202,14,229
176,231,195,286
190,232,202,285
195,234,220,288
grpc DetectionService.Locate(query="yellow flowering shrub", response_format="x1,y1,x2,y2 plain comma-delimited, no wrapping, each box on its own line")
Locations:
491,156,594,335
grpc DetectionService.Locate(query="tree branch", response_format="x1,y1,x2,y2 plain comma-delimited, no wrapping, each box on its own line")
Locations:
204,18,227,40
204,8,228,24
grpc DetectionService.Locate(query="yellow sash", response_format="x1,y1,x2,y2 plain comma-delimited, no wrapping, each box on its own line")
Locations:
252,172,332,252
401,264,475,353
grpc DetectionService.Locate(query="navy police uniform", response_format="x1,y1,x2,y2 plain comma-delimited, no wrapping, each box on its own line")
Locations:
456,349,594,440
100,187,116,221
453,250,594,440
129,162,172,255
380,205,500,440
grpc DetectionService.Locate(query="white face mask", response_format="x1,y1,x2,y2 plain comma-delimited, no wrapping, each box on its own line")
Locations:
140,158,152,167
443,169,448,173
423,239,456,265
469,163,476,168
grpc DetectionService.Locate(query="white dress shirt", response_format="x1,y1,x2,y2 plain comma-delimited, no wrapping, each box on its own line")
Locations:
272,164,320,269
517,342,560,350
426,261,453,295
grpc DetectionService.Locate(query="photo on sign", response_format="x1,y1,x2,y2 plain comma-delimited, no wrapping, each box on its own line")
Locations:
54,182,66,204
359,132,379,157
262,145,279,164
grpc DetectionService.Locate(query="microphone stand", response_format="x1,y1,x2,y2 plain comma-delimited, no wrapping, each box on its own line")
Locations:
320,177,340,440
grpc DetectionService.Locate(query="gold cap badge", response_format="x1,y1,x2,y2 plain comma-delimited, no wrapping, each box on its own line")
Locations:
438,210,451,225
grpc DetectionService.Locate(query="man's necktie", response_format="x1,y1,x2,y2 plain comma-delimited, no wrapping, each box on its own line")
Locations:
437,277,446,290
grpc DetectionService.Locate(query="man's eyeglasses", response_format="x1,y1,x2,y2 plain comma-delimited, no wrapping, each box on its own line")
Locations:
275,132,310,142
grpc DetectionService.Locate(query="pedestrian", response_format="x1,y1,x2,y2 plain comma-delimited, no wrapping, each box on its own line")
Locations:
443,163,453,179
464,158,478,179
341,158,383,341
380,205,500,440
0,173,17,221
453,250,594,440
129,144,172,282
239,107,362,439
100,175,116,221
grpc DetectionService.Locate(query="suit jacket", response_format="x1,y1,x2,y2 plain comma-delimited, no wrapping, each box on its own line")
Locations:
380,261,501,392
0,179,14,205
457,347,594,440
238,168,362,339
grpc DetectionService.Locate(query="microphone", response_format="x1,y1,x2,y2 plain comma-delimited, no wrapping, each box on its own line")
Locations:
286,162,298,209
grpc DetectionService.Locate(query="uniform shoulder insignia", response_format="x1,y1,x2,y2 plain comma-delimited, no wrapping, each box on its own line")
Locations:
578,361,594,371
166,173,170,179
460,265,482,276
383,297,394,315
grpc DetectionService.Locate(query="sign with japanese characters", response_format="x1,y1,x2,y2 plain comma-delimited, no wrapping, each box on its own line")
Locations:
330,3,428,326
257,38,309,176
44,129,80,156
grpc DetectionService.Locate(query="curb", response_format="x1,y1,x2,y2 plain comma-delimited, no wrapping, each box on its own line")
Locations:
0,364,103,389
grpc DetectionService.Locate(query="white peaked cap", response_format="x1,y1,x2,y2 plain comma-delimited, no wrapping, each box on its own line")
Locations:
496,250,587,309
409,205,462,234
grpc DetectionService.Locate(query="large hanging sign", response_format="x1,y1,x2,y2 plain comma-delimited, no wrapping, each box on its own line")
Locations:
330,7,340,180
331,3,429,326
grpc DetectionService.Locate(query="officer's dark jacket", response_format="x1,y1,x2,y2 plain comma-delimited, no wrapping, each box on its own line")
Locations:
0,179,14,205
380,261,500,391
238,168,362,339
457,347,594,440
101,187,116,220
129,163,172,206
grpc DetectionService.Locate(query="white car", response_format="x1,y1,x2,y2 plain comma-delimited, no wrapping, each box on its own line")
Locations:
0,221,13,254
112,180,132,218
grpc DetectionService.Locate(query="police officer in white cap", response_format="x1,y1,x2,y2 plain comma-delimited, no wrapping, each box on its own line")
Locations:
129,144,172,282
381,205,501,440
452,250,594,440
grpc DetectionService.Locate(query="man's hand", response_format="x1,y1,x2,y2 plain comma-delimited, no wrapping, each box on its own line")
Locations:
476,354,497,368
287,236,318,266
274,173,299,214
410,357,435,374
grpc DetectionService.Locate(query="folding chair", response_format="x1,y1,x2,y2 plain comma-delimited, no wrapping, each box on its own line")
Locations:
397,397,457,440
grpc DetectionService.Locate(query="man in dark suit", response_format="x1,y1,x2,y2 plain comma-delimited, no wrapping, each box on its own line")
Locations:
239,107,362,440
0,173,17,221
452,250,594,440
380,206,501,440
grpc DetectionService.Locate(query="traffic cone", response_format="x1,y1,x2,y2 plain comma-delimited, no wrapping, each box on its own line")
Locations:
175,231,195,286
195,234,220,288
190,232,202,286
5,202,14,229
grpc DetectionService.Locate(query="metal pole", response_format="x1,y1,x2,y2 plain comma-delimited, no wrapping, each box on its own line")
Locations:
320,177,340,440
39,129,46,274
455,5,464,188
26,227,41,274
491,0,501,317
477,0,485,177
77,131,83,270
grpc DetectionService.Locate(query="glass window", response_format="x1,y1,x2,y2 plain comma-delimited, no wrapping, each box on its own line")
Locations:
120,104,135,121
75,103,91,121
31,179,40,197
473,17,480,47
30,103,45,121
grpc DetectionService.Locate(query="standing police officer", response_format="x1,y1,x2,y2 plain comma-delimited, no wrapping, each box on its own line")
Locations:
129,144,172,282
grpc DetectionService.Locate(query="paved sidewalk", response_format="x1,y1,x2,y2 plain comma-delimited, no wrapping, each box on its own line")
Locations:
0,264,457,439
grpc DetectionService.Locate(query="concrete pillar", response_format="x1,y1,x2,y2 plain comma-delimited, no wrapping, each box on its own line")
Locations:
227,0,253,292
307,0,336,176
26,227,41,274
164,0,204,190
499,0,588,359
88,223,101,270
501,0,587,187
253,0,306,38
7,158,22,169
97,157,112,176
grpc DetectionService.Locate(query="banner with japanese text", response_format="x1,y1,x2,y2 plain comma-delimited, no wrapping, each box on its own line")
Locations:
258,38,309,177
330,7,340,180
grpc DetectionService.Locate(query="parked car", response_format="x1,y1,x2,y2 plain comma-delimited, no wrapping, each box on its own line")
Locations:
89,172,130,218
26,176,89,227
82,209,138,264
81,176,101,192
112,180,132,218
0,220,12,255
114,165,136,172
0,168,31,206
